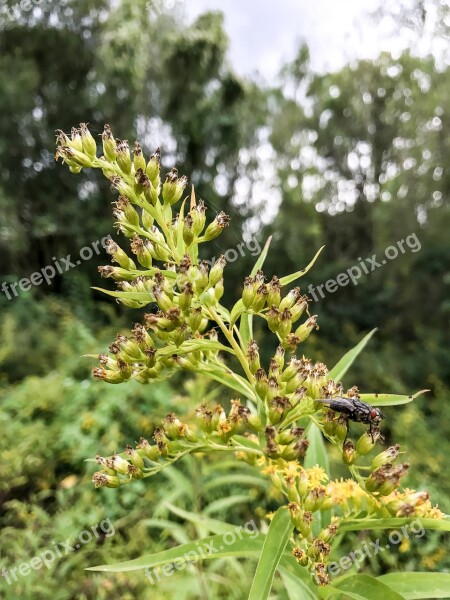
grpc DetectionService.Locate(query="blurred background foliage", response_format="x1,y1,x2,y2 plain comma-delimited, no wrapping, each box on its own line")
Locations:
0,0,449,597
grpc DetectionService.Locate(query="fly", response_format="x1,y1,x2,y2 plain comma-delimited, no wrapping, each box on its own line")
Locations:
315,396,384,442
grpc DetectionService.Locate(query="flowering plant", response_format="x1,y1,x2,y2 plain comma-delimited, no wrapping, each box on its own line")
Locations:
56,123,450,598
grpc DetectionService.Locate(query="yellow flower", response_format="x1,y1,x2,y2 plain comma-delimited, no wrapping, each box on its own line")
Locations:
306,465,328,487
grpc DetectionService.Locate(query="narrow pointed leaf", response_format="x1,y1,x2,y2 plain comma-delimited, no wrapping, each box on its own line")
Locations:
337,517,450,533
87,533,264,572
359,390,429,406
328,329,377,382
248,507,293,600
279,245,325,286
377,573,450,599
332,574,405,600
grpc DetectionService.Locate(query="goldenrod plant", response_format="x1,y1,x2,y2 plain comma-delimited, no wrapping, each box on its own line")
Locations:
56,124,450,598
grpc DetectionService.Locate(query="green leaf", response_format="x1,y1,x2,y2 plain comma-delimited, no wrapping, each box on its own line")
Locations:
204,367,255,399
328,329,377,382
92,287,154,302
248,507,293,600
279,245,325,286
176,199,186,257
377,573,450,599
279,567,317,600
332,573,404,600
164,503,236,535
203,494,253,515
250,236,272,276
359,389,429,406
203,474,266,492
87,532,264,572
240,232,273,348
337,517,450,533
304,422,331,534
230,299,245,327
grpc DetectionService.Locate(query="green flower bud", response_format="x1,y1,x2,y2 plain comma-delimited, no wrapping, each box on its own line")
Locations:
277,308,293,338
290,297,308,323
116,139,132,174
267,276,281,306
370,444,401,470
130,236,153,268
92,472,121,488
105,239,136,271
342,440,356,465
79,123,97,159
356,430,379,455
136,437,160,461
209,255,226,287
214,278,224,301
191,200,206,236
266,306,280,333
253,283,268,312
125,445,145,470
69,127,83,152
294,315,318,342
279,287,300,311
246,340,260,374
146,148,161,186
292,547,309,567
133,141,146,172
203,212,230,241
183,213,194,245
255,368,269,400
102,124,117,161
162,168,188,205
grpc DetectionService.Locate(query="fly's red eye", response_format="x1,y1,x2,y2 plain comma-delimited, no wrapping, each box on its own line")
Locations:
370,409,378,419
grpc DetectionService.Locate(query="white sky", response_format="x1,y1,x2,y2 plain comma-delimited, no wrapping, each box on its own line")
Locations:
181,0,447,79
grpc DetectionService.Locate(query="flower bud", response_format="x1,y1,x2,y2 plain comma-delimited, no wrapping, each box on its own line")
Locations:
136,437,160,461
279,287,300,312
116,139,132,174
133,141,146,172
277,308,293,338
294,315,318,342
92,472,121,488
183,213,194,245
125,445,145,470
162,168,188,205
292,547,309,567
266,306,280,333
246,340,260,374
203,212,230,241
79,123,97,159
290,297,308,323
191,200,206,236
146,148,161,186
342,440,356,465
102,124,117,161
370,445,400,470
130,236,153,268
209,255,226,286
356,429,380,455
255,368,268,400
105,239,136,271
267,276,281,306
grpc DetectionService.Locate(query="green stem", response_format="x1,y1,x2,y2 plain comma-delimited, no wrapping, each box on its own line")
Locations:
206,307,255,385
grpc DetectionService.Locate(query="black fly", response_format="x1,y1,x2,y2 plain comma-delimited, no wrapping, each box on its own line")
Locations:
315,397,384,442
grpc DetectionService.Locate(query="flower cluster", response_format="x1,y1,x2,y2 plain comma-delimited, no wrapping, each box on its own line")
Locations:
56,123,445,588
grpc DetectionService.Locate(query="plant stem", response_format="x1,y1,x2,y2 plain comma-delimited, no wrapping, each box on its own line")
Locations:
207,307,255,385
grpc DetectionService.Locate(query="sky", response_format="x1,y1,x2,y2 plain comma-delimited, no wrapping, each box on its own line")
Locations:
182,0,447,80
